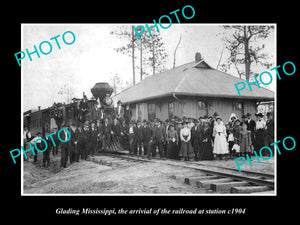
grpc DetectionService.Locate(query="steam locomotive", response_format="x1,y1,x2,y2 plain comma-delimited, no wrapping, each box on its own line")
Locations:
24,82,116,137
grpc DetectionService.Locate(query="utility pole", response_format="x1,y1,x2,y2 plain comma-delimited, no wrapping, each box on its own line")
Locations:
140,38,143,81
131,26,136,86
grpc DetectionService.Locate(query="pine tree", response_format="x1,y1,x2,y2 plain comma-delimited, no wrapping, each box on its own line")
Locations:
142,30,168,76
111,26,168,82
219,25,274,80
110,25,137,85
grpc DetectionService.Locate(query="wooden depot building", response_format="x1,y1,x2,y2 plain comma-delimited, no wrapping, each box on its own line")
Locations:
114,53,274,122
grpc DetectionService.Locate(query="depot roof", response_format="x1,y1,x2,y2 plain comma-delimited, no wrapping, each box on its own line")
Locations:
114,60,275,104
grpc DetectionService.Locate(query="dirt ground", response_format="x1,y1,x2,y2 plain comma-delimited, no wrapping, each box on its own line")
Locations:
23,150,274,195
23,152,209,194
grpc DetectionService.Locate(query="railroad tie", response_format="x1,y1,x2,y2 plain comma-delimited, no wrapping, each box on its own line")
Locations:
230,186,271,194
184,175,220,185
210,181,249,193
197,178,232,189
248,190,275,195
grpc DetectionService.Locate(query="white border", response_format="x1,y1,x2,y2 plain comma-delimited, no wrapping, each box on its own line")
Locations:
21,23,277,196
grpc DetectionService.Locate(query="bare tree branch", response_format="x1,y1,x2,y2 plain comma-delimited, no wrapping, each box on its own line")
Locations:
173,34,182,69
216,46,224,70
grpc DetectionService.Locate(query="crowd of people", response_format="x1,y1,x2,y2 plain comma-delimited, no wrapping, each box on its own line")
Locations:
23,99,274,168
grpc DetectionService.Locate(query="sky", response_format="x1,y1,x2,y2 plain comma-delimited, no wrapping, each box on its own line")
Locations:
22,24,276,111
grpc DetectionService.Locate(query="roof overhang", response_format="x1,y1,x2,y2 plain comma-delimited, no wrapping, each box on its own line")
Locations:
118,91,274,105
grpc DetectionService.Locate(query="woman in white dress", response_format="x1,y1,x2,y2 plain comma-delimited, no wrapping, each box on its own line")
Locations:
213,116,229,159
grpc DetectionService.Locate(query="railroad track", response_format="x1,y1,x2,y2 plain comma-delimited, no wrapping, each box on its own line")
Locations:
91,152,275,194
90,153,149,168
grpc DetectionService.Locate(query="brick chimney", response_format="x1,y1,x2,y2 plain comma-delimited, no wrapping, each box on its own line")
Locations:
38,106,41,111
195,52,202,62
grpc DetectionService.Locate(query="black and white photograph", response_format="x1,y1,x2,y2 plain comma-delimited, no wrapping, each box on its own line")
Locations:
21,24,276,195
4,1,299,220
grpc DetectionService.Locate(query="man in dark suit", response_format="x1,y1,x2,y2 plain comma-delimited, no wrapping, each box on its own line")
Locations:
76,125,84,161
90,122,98,156
120,119,129,150
191,119,202,161
111,117,122,150
115,100,124,121
142,120,153,155
124,105,132,125
43,132,52,167
91,102,101,123
245,113,256,132
146,121,155,159
59,124,71,168
265,112,274,147
51,127,59,156
82,123,90,160
69,122,78,164
134,120,144,155
245,112,256,151
152,120,166,158
100,118,112,151
79,95,89,123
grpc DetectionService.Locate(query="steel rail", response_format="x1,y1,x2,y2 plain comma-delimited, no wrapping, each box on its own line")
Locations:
100,152,274,188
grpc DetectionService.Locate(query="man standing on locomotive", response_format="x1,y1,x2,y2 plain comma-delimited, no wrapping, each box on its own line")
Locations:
116,100,124,121
124,104,132,125
91,101,101,124
79,95,89,123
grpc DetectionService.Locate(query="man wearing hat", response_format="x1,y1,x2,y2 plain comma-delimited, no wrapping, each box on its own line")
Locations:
245,113,256,133
134,119,144,155
191,119,202,161
99,117,112,151
90,121,99,155
71,97,79,123
82,121,91,160
91,102,101,124
76,124,84,161
43,131,53,167
128,121,136,154
245,112,256,153
111,117,122,150
265,112,274,149
60,123,70,168
124,104,132,125
116,100,124,121
120,119,129,150
152,120,166,158
79,95,89,123
69,121,78,164
143,120,153,157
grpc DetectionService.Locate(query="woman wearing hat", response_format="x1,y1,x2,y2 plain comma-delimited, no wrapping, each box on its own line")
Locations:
212,116,229,159
255,112,266,156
